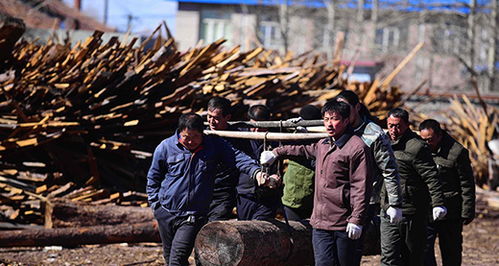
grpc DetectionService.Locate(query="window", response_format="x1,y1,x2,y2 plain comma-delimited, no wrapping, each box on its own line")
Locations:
199,9,232,45
258,21,282,50
375,27,400,51
432,25,465,55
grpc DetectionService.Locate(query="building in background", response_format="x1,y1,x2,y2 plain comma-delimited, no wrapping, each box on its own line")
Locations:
172,0,499,94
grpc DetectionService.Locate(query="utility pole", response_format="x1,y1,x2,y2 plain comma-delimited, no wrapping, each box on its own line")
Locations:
103,0,109,25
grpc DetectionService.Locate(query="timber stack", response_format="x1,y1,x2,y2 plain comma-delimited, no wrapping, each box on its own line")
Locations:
0,21,405,227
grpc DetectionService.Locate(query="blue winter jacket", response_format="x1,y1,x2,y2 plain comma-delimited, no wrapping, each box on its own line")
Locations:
146,131,260,217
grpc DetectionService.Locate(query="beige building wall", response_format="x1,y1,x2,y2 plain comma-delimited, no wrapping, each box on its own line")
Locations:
176,9,200,50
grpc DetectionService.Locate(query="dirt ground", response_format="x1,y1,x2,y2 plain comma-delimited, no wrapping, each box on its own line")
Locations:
1,195,498,266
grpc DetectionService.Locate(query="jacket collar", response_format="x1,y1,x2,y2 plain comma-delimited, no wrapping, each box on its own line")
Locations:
323,129,353,148
391,129,416,146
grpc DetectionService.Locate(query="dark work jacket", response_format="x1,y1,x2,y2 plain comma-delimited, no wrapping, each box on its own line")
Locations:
381,130,445,215
430,133,475,221
211,125,245,206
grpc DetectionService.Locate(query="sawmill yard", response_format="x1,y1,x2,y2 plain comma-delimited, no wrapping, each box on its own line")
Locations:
0,190,498,265
1,6,499,265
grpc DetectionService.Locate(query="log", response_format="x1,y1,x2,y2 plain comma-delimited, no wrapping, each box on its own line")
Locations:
194,220,380,266
49,200,153,227
195,220,314,266
0,222,160,247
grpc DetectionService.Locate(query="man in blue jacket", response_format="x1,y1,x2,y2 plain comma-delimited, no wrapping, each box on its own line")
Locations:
146,113,267,265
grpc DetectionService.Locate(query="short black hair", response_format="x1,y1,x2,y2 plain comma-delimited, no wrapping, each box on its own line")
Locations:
178,113,204,133
387,108,409,123
299,105,322,120
419,119,443,135
248,104,271,121
335,90,360,106
321,100,351,120
208,97,231,116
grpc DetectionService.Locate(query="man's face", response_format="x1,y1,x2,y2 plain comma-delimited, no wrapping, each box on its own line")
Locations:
387,115,409,141
420,128,442,151
178,128,203,151
207,108,231,130
336,98,359,125
323,111,349,139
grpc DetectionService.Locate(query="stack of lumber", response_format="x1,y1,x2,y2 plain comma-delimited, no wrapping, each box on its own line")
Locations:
0,20,407,227
443,96,498,186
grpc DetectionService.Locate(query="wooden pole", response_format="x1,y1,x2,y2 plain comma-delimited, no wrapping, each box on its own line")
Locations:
205,120,324,128
204,130,328,141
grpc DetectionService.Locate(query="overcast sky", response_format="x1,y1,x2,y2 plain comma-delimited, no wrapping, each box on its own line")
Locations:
63,0,177,35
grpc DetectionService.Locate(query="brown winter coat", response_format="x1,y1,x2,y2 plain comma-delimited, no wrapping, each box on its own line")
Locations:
274,132,373,230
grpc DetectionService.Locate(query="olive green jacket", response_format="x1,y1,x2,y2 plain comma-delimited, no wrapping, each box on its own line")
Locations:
381,130,445,215
282,160,314,210
431,132,475,221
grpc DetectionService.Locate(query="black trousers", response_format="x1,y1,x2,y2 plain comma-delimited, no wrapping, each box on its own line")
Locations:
424,219,463,266
380,211,428,266
312,228,361,266
154,207,207,266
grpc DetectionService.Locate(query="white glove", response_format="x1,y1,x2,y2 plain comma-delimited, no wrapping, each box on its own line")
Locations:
386,207,403,224
346,223,363,240
260,150,277,165
432,206,447,221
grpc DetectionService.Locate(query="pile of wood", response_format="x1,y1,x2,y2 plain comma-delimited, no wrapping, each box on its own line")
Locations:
0,18,405,227
443,96,498,186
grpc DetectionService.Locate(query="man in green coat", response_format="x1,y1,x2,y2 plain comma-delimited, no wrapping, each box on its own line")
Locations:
380,108,447,266
419,119,475,266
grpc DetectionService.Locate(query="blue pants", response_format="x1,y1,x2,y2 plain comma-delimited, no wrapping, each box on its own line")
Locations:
312,228,361,266
154,207,207,266
236,193,278,220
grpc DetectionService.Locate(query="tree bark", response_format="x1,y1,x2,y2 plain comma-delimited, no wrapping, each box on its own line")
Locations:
49,200,154,228
195,219,380,266
0,222,160,247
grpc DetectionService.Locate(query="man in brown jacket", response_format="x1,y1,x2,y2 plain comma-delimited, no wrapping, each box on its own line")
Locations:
261,100,373,266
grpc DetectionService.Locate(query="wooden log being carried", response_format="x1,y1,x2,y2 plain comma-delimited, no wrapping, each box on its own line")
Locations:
195,220,380,266
0,222,160,247
195,220,314,266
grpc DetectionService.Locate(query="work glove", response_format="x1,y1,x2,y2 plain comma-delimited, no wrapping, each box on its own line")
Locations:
386,206,403,224
432,206,448,221
346,223,363,240
260,150,278,166
286,117,307,132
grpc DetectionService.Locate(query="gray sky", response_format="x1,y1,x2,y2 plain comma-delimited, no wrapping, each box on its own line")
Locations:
63,0,177,35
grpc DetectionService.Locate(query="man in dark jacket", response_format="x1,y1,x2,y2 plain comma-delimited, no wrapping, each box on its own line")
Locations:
261,100,374,266
380,108,447,266
236,104,281,220
146,113,267,265
205,97,241,221
419,119,475,266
